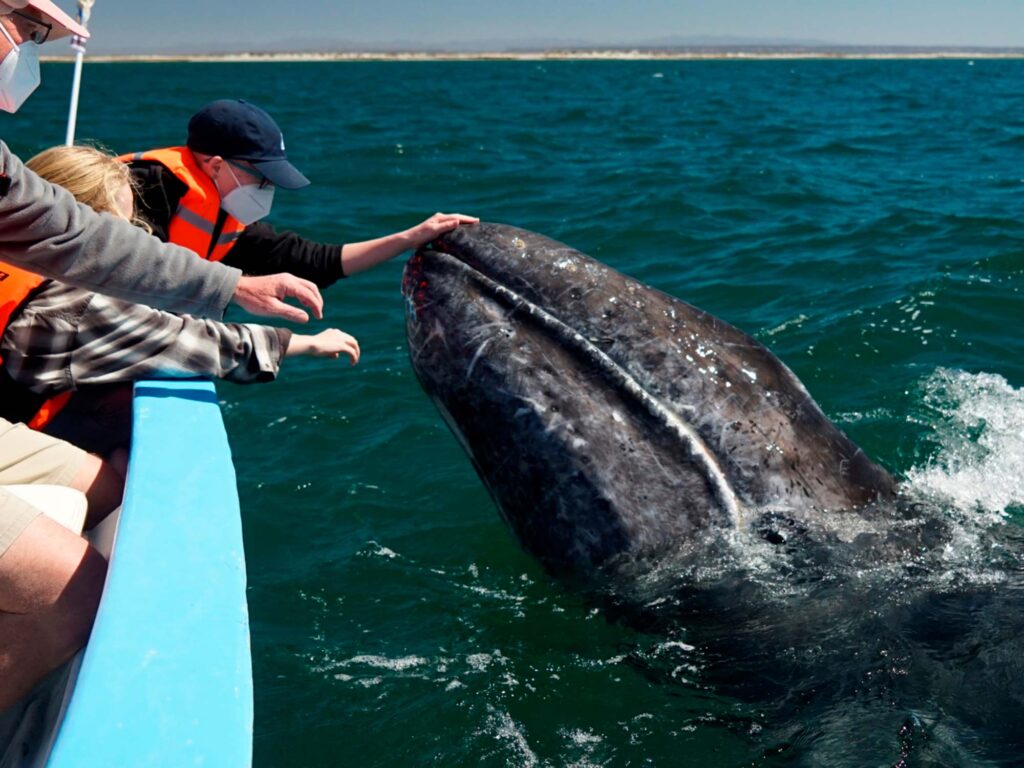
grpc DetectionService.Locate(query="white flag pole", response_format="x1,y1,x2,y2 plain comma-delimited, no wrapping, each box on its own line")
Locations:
64,0,95,146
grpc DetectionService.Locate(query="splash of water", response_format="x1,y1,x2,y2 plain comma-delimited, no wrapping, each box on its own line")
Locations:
905,368,1024,520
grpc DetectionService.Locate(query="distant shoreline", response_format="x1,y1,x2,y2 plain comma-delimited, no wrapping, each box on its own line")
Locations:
40,49,1024,64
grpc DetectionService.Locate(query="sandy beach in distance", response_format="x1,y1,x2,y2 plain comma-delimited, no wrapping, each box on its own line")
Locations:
41,48,1024,63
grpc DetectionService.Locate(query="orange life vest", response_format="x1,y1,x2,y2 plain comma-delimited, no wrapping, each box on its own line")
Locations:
119,146,246,262
0,265,72,429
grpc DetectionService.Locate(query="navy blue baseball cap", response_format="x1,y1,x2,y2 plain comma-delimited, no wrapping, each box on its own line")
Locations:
186,99,310,190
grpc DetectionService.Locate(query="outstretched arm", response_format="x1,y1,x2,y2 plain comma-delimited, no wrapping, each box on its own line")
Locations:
223,213,479,288
340,213,478,276
0,143,322,322
1,283,292,392
286,329,360,365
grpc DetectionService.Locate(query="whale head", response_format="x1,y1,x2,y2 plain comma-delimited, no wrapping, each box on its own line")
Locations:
402,223,897,581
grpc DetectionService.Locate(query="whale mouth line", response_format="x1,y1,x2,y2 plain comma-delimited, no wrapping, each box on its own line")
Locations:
410,245,747,531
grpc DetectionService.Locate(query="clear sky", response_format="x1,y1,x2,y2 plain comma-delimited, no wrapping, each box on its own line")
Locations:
60,0,1024,54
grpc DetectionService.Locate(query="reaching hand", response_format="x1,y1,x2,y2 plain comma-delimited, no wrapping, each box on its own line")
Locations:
232,273,324,323
337,214,480,276
288,329,361,365
406,213,479,249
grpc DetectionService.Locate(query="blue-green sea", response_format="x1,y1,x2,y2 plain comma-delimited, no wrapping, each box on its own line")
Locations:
6,59,1024,766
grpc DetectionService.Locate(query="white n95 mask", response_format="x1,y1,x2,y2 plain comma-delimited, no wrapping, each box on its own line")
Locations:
0,23,40,114
220,163,275,225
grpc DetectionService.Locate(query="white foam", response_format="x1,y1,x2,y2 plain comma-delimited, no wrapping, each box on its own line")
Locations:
763,313,809,337
343,654,428,672
480,709,539,768
657,640,696,653
359,541,399,559
905,368,1024,517
467,652,497,672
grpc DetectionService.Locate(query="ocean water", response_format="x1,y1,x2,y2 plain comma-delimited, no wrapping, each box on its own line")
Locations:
5,58,1024,765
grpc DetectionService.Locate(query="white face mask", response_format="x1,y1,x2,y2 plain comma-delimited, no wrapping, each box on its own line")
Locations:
218,163,275,225
0,23,40,114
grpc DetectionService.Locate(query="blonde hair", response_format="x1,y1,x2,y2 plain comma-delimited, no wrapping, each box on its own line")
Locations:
26,145,152,233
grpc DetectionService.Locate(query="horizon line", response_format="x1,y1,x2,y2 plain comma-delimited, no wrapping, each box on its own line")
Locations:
40,45,1024,63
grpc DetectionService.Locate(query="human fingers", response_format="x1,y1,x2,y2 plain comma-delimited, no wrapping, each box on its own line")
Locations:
279,274,324,321
422,214,474,236
437,213,480,231
265,298,309,324
441,213,479,224
342,333,361,365
234,275,309,322
319,330,360,364
333,337,359,365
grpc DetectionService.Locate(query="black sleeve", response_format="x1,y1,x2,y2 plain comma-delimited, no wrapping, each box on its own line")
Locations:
128,160,189,243
221,222,347,289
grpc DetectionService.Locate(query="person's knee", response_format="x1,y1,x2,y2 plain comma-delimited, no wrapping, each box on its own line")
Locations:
20,537,107,662
48,544,106,657
69,454,124,528
0,518,107,711
1,516,107,658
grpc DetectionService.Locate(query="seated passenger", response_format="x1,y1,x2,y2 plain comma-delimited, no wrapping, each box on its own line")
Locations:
0,145,361,479
124,98,477,284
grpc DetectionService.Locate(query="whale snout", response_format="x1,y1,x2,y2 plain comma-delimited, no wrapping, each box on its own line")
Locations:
402,223,897,580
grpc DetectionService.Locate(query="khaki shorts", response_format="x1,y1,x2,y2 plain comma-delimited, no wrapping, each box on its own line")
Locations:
0,419,88,557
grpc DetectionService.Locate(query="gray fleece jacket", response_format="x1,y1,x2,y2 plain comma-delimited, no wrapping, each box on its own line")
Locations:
0,141,240,319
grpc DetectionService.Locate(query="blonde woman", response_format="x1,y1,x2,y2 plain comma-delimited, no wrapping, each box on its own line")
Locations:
0,146,360,478
24,144,154,234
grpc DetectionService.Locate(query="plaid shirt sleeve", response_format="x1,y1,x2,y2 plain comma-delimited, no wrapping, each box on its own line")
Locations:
1,281,290,396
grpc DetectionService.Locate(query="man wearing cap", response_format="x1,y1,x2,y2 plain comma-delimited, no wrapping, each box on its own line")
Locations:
0,1,325,714
126,99,476,286
0,6,321,323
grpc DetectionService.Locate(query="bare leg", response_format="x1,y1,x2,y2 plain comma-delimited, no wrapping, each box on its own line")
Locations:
0,514,106,712
70,453,124,530
0,418,123,529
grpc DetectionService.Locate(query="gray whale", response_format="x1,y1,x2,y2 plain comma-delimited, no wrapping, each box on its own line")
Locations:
402,222,897,580
402,223,1024,764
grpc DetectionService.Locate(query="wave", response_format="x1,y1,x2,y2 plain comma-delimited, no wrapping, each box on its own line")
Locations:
905,367,1024,518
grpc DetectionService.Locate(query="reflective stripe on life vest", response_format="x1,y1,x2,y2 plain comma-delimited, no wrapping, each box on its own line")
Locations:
0,265,71,430
27,392,73,430
119,146,246,262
